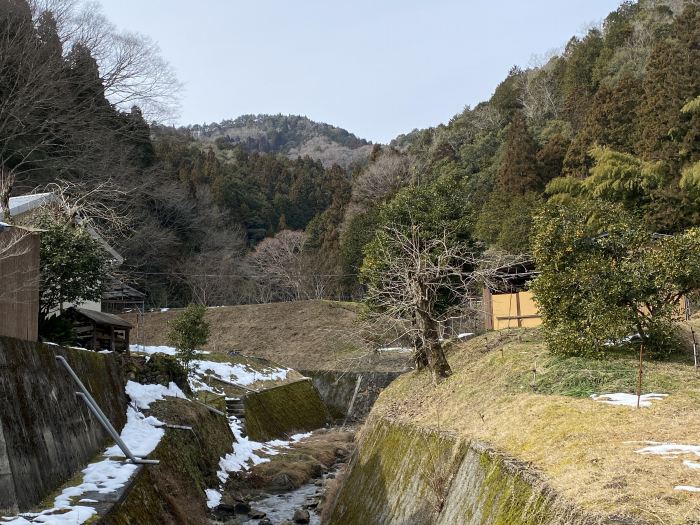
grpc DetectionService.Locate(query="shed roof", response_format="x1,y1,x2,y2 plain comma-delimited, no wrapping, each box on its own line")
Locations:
8,192,56,217
71,307,133,329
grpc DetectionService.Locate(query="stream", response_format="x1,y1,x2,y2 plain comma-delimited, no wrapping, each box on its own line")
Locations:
238,481,322,524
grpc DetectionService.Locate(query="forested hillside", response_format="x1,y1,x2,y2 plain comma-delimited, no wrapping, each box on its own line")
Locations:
187,114,374,168
3,0,699,311
310,0,700,286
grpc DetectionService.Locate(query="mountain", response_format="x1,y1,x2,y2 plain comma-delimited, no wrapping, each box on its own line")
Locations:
187,114,374,168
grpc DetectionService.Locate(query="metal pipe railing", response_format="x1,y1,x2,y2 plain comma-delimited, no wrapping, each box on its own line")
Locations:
56,355,159,465
191,398,226,417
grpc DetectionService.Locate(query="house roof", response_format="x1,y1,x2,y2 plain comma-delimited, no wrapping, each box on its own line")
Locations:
70,307,133,329
9,192,124,265
102,278,146,300
8,192,56,217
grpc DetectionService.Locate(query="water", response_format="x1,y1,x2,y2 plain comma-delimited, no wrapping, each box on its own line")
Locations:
239,482,321,524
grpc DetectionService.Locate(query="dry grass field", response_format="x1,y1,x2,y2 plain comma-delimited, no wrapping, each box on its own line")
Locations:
123,300,412,373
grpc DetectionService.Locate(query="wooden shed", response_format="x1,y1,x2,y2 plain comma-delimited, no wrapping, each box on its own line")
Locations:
483,261,542,331
62,307,132,353
0,224,40,341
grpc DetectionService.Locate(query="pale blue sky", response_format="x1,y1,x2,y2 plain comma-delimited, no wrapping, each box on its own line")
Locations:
99,0,622,143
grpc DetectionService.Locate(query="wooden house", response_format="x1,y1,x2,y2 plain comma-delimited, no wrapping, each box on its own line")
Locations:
61,307,132,353
0,224,40,341
482,261,542,331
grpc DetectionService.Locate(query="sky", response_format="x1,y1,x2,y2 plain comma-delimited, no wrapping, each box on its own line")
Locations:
99,0,622,143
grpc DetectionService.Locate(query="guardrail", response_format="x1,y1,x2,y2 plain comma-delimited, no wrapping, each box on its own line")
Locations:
55,355,159,465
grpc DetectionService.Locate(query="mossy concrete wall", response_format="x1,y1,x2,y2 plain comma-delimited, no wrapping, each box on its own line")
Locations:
329,418,614,525
102,398,233,525
300,370,401,421
244,379,330,441
0,336,127,514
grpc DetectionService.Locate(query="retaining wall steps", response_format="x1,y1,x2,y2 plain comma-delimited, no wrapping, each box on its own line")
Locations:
225,397,247,436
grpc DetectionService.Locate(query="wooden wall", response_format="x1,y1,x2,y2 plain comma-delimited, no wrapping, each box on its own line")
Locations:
483,289,542,331
0,228,40,341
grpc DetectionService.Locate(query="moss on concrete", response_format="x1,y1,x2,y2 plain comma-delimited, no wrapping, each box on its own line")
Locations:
0,337,127,513
102,398,233,525
244,379,330,441
329,418,612,525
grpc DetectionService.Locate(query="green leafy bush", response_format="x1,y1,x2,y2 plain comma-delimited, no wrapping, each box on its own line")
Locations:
530,199,700,358
167,304,210,373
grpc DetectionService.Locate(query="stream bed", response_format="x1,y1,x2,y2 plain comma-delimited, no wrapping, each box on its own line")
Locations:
239,481,322,524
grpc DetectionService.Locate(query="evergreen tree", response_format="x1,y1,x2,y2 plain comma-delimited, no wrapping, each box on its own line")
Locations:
637,5,700,165
496,111,539,193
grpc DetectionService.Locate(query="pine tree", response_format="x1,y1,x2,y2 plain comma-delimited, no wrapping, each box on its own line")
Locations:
497,111,539,193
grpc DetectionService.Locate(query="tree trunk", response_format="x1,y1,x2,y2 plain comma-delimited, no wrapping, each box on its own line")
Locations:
0,165,13,223
417,305,452,384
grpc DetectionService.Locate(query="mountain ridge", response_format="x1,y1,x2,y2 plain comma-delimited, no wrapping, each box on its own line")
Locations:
186,113,375,168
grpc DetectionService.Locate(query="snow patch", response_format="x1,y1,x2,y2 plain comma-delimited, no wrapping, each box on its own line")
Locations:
636,443,700,457
207,417,311,503
590,393,668,407
675,485,700,493
129,344,177,356
457,332,474,339
105,407,164,458
205,489,222,509
125,380,185,410
193,359,289,387
377,347,412,353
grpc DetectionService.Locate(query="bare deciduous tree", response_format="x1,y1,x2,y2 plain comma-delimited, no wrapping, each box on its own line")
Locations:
364,225,530,384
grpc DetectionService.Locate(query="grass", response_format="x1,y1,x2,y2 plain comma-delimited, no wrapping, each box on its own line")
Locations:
225,429,354,493
372,327,700,524
123,300,411,372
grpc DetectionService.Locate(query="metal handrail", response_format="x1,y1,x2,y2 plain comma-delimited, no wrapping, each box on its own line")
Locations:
191,398,226,416
55,355,159,465
205,373,257,393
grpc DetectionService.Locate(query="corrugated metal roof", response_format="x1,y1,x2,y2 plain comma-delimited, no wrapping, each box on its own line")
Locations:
8,192,56,216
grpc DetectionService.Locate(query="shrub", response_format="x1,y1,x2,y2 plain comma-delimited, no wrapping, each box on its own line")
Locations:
167,304,210,373
531,199,700,358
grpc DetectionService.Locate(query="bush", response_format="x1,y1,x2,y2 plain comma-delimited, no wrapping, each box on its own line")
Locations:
167,304,210,373
531,199,700,358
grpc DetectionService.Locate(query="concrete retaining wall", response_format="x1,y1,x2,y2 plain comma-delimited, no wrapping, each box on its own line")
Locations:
300,370,402,421
244,379,330,441
329,417,633,525
0,337,127,514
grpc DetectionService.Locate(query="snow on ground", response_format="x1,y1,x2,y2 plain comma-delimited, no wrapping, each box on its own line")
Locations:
193,359,289,387
457,333,474,339
1,381,185,525
633,442,700,492
129,344,177,356
205,489,222,509
129,347,288,390
590,393,668,407
377,347,412,353
205,416,311,508
636,443,700,457
125,380,186,410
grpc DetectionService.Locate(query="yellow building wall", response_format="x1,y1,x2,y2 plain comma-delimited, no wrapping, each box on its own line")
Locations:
490,291,542,330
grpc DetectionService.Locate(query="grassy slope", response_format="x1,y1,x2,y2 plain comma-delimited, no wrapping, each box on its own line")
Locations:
371,328,700,524
124,300,411,373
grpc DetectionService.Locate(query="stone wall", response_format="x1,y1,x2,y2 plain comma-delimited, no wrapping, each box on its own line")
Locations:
328,417,634,525
300,370,402,421
0,337,127,514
